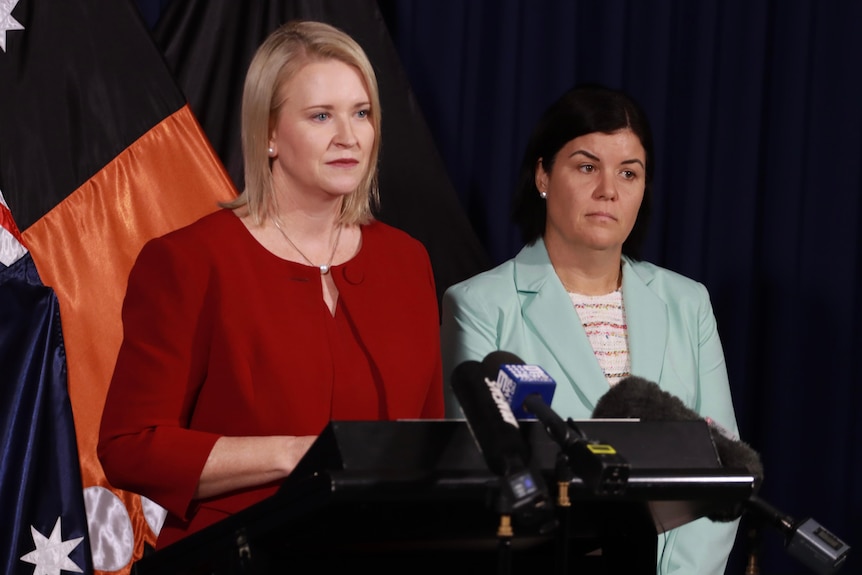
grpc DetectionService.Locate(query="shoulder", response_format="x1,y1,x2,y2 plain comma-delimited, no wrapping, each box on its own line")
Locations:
156,208,236,244
136,209,238,268
447,259,516,294
442,258,519,316
625,258,711,303
146,209,235,248
363,219,422,245
445,241,545,300
362,220,431,261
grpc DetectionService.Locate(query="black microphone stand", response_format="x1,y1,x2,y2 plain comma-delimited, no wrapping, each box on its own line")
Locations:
489,456,557,574
553,451,574,575
496,511,513,575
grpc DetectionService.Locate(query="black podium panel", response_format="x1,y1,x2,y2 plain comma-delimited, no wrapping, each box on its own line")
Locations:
132,420,755,575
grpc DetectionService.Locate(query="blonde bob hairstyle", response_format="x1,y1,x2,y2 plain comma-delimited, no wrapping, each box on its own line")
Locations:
223,20,381,226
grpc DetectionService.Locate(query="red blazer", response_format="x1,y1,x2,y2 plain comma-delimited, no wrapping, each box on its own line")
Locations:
98,209,444,548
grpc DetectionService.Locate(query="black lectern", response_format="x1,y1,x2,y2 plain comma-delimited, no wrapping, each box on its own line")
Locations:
132,420,755,575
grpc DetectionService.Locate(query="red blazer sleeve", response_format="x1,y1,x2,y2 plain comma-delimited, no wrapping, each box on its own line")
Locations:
98,236,220,520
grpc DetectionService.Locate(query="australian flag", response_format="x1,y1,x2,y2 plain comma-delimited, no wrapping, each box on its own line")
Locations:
0,194,93,575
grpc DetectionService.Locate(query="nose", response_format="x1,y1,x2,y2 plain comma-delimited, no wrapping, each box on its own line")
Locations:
333,115,358,147
594,171,618,200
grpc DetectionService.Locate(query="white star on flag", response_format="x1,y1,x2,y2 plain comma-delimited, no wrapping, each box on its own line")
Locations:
19,517,84,575
0,0,24,52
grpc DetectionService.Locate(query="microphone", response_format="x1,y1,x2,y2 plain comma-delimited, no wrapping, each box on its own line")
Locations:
592,377,851,574
481,351,630,496
449,359,553,526
592,375,764,512
482,351,556,419
746,495,850,575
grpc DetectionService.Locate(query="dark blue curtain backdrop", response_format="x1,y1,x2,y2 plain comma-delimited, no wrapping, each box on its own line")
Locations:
134,1,860,573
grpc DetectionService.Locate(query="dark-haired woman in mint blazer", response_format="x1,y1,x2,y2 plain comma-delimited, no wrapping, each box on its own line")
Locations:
441,84,740,575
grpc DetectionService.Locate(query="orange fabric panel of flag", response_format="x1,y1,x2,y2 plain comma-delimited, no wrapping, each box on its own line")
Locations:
22,105,237,574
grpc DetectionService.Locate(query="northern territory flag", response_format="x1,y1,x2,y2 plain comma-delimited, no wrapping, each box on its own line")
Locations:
0,1,237,573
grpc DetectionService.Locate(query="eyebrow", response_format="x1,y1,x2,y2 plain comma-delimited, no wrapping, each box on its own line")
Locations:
302,101,371,112
569,149,645,170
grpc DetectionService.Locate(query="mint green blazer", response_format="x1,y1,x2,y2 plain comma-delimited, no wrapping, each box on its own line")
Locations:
440,238,741,575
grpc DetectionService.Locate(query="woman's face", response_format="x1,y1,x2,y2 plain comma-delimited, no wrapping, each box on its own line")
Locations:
537,129,645,254
269,59,375,201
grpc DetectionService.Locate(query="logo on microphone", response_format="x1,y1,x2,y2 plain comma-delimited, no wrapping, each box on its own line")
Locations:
484,377,520,428
494,364,557,419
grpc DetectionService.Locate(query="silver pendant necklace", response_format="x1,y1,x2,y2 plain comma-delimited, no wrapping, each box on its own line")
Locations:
272,216,342,275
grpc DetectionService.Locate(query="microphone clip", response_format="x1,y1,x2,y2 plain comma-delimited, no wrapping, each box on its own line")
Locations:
493,464,555,525
558,419,630,496
523,394,630,495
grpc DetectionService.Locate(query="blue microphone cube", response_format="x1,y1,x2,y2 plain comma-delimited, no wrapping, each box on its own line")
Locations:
496,364,556,420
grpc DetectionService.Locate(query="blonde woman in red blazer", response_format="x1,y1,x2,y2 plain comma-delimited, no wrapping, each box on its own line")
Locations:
98,21,443,549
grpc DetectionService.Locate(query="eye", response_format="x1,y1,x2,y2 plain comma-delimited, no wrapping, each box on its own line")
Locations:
621,169,637,180
312,112,329,122
356,109,370,119
579,163,596,174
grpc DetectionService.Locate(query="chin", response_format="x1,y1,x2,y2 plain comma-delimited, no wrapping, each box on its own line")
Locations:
323,185,361,199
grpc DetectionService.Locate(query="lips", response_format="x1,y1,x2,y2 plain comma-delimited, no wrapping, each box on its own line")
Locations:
587,211,617,221
327,158,359,167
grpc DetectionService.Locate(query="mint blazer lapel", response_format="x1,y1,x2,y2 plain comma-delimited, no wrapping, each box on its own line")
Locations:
513,241,611,414
621,257,668,384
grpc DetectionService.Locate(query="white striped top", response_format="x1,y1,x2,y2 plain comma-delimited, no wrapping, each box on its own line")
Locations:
568,289,630,386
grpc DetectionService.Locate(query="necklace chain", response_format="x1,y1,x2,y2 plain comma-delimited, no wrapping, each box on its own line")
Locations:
272,217,343,275
560,262,623,294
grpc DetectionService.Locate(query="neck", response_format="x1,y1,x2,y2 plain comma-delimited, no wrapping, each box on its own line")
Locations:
556,265,622,295
271,214,343,275
547,247,623,295
271,183,344,232
544,234,624,291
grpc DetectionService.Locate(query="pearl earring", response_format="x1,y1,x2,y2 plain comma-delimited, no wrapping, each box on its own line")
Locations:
267,147,275,157
539,191,547,199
